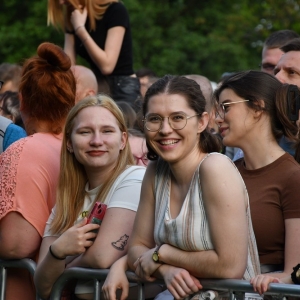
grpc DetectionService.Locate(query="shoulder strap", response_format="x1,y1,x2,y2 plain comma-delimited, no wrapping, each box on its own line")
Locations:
0,116,13,153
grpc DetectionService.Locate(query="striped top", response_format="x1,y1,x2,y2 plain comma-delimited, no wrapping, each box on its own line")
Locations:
153,152,260,280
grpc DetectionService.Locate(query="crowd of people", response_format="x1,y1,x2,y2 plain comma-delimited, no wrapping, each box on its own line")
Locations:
1,0,300,299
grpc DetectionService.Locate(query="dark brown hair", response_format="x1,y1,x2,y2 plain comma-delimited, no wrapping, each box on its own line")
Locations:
214,70,300,163
19,42,76,134
143,75,221,160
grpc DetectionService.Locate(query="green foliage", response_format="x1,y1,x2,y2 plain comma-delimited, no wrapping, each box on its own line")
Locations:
1,0,300,81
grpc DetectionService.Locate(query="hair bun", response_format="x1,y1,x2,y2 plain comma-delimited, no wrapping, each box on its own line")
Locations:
37,42,71,71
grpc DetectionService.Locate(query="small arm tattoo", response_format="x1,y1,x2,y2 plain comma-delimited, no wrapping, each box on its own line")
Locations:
111,234,129,250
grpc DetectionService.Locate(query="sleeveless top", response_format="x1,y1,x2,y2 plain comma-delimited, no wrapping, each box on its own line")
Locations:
153,152,260,280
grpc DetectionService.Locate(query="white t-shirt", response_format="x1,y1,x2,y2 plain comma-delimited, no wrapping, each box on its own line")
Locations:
43,165,146,237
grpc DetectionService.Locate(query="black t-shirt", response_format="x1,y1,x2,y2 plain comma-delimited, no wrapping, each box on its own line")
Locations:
75,2,134,79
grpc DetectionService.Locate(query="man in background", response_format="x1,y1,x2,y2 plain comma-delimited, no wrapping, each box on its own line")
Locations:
71,65,98,103
260,29,299,75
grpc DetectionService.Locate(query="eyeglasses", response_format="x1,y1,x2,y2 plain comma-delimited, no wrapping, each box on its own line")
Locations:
0,81,3,91
215,100,249,119
143,112,199,132
133,153,148,166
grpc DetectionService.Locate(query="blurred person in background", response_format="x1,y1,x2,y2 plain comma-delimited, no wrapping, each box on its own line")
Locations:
48,0,140,109
260,29,299,75
0,91,24,128
71,65,98,103
0,81,26,153
128,128,148,166
0,62,22,92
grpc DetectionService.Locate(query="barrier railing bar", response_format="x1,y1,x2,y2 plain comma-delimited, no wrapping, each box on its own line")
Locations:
49,269,300,300
0,266,7,300
0,258,36,277
0,258,41,300
200,279,300,297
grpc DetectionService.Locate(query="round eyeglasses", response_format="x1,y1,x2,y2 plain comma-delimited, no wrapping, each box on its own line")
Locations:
133,153,149,166
143,112,199,132
0,81,3,91
215,100,249,119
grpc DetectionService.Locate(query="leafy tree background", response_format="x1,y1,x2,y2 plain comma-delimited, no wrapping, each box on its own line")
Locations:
0,0,300,82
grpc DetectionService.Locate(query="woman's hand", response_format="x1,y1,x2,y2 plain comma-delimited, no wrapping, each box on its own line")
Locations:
51,218,99,259
102,255,129,300
250,274,282,295
102,268,129,300
133,248,161,281
70,6,87,31
159,265,202,300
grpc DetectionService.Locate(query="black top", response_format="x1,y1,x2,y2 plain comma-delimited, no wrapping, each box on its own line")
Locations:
74,2,134,79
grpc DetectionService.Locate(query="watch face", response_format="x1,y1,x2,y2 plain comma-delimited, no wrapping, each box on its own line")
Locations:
296,269,300,279
152,252,159,262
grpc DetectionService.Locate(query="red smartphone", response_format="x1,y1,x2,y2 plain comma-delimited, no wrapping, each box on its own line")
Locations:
87,202,107,226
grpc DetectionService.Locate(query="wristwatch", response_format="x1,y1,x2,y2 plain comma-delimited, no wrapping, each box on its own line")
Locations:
152,244,163,263
291,263,300,284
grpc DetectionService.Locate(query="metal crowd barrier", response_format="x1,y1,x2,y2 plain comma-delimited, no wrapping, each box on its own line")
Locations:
1,261,300,300
49,267,300,300
0,258,42,300
49,268,146,300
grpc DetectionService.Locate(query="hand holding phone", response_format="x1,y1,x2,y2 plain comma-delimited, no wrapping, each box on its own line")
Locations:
87,202,107,225
87,202,107,236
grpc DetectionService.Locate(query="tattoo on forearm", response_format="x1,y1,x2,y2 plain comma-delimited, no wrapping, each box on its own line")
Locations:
111,234,129,250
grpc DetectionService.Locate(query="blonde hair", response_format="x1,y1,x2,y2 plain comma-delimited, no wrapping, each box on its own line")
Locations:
47,0,119,32
51,94,134,234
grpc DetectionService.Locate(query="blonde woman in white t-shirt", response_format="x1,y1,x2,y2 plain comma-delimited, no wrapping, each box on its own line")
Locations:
34,95,146,300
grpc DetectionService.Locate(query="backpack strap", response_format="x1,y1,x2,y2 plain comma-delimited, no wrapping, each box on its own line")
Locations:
0,116,13,153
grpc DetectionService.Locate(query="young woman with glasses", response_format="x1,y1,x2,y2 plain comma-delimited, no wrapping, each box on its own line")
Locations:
114,75,260,300
215,70,300,294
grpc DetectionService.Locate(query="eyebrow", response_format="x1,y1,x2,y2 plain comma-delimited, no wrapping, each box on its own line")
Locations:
146,111,187,116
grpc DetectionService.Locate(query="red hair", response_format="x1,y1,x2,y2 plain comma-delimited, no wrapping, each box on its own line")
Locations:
19,42,76,134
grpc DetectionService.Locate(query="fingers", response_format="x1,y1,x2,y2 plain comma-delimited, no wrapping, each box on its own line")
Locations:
191,275,203,291
102,283,129,300
133,256,140,269
102,285,117,300
119,285,129,300
250,275,278,295
76,217,88,227
163,268,201,300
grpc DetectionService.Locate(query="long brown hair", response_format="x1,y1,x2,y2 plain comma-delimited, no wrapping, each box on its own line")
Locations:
48,0,119,32
51,94,134,234
215,70,300,163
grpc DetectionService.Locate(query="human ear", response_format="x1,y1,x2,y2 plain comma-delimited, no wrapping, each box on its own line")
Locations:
66,139,73,153
120,131,127,150
197,112,209,134
253,99,265,118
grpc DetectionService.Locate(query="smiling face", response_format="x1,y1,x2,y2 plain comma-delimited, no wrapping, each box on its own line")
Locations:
144,93,207,163
274,51,300,87
68,106,126,175
215,89,256,147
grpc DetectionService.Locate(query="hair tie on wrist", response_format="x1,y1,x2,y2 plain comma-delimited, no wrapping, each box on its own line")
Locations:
49,245,66,260
75,25,85,33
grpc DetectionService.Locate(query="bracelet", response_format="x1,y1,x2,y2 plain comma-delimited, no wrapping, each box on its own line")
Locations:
49,245,66,260
75,25,85,33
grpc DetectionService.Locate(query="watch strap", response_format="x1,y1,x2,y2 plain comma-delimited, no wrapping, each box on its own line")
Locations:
153,244,163,263
291,263,300,284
